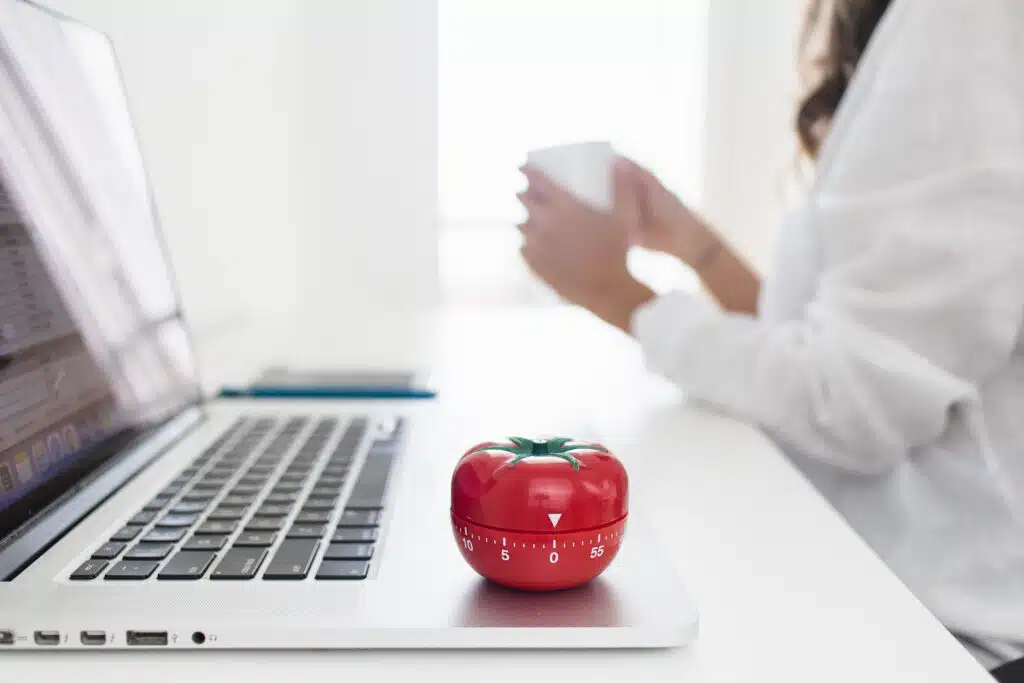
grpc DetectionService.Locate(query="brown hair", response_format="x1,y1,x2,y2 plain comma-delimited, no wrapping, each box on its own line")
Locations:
796,0,893,159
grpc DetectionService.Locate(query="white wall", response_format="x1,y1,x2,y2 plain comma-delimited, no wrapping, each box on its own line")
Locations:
296,0,439,321
39,0,439,341
702,0,806,272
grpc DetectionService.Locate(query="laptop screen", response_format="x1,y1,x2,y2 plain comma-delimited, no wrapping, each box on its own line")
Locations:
0,1,201,538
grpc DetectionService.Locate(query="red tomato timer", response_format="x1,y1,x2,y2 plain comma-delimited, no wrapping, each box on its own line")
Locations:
450,437,628,591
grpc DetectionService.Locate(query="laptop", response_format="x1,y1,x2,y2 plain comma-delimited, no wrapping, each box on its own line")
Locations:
0,0,697,649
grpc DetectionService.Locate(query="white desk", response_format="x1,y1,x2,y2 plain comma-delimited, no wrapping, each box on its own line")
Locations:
2,306,995,682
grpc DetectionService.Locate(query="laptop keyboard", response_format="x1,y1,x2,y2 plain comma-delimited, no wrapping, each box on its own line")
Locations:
68,414,402,582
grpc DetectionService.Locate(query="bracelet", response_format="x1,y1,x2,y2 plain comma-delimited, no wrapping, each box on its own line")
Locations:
693,237,723,272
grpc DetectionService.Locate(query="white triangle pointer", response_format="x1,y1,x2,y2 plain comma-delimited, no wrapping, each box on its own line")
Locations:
548,513,562,528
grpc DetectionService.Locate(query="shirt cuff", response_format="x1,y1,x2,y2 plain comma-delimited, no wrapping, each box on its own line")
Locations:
629,290,720,378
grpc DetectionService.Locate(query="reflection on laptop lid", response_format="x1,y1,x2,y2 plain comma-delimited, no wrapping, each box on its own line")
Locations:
0,0,201,545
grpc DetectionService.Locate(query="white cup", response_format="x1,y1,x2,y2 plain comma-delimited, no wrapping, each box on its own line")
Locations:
525,140,616,213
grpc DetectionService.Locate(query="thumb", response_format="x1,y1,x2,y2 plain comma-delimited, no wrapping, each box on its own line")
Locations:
613,158,642,238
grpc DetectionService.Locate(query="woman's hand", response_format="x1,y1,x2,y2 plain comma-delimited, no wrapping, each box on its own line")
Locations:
517,164,655,333
619,158,762,315
616,158,719,269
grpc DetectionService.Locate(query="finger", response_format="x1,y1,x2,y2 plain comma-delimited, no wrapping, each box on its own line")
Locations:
520,165,574,207
519,242,541,272
613,161,641,225
616,156,657,185
516,189,545,213
615,157,654,221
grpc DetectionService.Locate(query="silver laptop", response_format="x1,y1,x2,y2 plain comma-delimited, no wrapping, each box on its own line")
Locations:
0,0,697,649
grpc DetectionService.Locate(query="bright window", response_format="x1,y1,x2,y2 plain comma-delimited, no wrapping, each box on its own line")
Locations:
439,0,709,304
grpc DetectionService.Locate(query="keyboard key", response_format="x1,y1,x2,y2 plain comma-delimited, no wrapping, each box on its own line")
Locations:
256,503,292,517
210,547,268,580
346,445,395,510
295,510,331,524
287,524,325,539
337,509,380,527
158,484,184,498
316,560,369,580
303,497,337,511
309,486,338,499
158,551,216,580
222,494,255,507
278,473,307,484
183,535,228,551
70,559,108,580
317,475,346,487
265,492,298,505
105,560,159,580
235,531,277,547
191,484,223,496
271,482,302,493
208,506,246,521
110,525,144,542
335,419,368,456
324,543,374,560
230,483,263,495
263,540,320,580
333,527,378,543
171,500,208,514
157,513,199,528
125,543,175,560
197,520,237,535
245,517,284,532
143,497,171,512
201,475,231,486
128,511,157,526
141,528,186,544
182,491,215,503
92,542,126,560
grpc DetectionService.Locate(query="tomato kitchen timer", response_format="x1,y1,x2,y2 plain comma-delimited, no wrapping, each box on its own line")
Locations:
450,437,628,591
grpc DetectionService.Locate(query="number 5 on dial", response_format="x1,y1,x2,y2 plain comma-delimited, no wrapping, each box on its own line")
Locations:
501,549,509,561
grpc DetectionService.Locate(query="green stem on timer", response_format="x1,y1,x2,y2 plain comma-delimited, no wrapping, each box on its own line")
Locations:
470,437,607,472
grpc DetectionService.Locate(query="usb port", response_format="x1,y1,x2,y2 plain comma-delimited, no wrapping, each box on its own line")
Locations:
126,630,167,646
33,631,60,646
0,630,14,645
80,631,106,646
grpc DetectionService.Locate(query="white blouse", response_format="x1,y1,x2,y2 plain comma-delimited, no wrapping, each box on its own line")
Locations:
631,0,1024,668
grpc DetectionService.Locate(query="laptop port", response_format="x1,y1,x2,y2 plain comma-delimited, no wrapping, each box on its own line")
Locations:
34,631,60,646
126,630,168,646
80,631,106,646
0,630,14,645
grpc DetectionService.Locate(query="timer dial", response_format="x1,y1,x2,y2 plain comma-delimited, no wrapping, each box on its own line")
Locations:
450,437,628,591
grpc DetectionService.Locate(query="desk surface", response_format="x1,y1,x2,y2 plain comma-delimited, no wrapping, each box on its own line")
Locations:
2,307,994,682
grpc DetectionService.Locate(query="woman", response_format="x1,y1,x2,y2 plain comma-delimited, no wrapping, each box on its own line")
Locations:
517,0,1024,678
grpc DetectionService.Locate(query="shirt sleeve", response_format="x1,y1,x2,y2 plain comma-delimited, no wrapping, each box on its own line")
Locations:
630,2,1024,475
